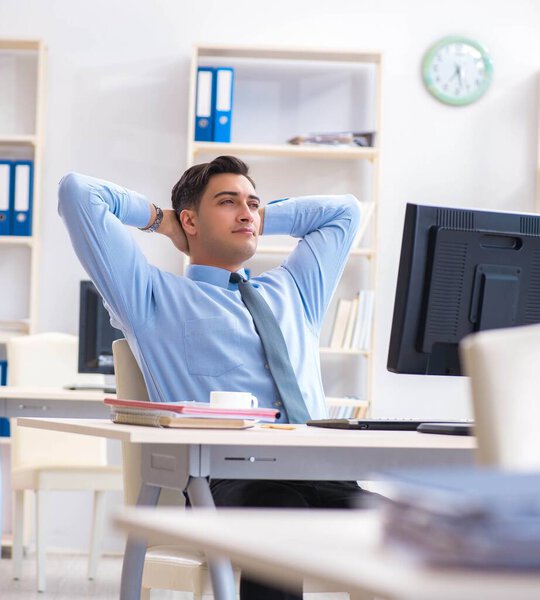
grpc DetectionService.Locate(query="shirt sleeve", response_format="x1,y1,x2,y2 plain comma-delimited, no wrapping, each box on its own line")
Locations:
57,171,154,331
262,194,361,330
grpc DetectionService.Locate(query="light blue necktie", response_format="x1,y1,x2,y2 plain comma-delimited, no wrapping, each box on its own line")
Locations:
230,272,310,423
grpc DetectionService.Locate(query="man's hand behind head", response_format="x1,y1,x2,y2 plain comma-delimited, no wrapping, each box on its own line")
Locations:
159,209,189,255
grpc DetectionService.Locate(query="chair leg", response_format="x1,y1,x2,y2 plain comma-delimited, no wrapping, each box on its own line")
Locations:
88,490,106,580
140,587,151,600
36,490,46,593
349,592,375,600
12,489,25,580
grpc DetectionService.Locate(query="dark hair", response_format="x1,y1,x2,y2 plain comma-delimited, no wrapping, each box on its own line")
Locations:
171,155,255,214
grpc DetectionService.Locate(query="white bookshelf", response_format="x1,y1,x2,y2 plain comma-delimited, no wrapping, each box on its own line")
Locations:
186,44,382,417
0,39,46,339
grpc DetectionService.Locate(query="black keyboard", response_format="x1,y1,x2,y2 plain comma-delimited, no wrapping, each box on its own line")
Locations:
307,419,474,434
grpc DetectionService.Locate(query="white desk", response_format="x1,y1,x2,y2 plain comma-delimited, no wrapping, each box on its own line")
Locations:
114,507,540,600
18,418,475,600
0,386,113,419
0,389,113,550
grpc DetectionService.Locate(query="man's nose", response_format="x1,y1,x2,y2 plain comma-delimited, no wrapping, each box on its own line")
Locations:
238,203,254,222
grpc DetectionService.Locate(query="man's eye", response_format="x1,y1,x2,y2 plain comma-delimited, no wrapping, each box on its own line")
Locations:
220,199,233,204
249,203,260,210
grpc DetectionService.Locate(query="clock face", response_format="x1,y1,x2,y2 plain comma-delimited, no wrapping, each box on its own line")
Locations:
422,36,493,106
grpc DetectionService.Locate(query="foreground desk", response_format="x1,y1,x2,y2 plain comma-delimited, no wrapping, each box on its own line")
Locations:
114,507,540,600
18,418,475,600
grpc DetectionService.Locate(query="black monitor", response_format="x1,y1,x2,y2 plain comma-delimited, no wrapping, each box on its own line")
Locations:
387,203,540,376
78,280,123,375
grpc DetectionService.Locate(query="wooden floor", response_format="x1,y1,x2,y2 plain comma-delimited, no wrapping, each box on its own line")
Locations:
0,552,349,599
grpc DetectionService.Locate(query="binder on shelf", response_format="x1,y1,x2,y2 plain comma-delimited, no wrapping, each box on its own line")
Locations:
0,160,12,236
0,359,7,385
213,67,234,143
11,160,33,236
194,67,216,142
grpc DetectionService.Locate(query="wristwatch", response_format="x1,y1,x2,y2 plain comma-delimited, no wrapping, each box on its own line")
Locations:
139,204,163,233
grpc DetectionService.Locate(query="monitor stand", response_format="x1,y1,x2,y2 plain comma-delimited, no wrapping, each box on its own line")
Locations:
64,374,116,394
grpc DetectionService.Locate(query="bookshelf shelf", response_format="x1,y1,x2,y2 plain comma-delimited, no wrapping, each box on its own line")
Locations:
197,44,382,65
0,135,37,146
320,347,370,357
187,44,381,418
0,320,30,344
0,236,34,247
193,142,377,161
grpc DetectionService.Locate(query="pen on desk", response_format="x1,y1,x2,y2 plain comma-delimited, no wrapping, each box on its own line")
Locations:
261,424,296,430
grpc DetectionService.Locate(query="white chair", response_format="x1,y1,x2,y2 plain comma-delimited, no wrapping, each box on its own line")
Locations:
113,338,241,600
7,332,123,592
459,322,540,469
113,338,368,600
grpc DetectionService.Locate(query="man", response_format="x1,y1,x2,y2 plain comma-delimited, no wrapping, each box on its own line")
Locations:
59,155,364,600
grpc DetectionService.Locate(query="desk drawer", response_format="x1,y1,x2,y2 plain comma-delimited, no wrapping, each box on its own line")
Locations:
6,399,109,419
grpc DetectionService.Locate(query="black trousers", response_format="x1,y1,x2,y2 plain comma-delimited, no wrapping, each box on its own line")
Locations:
209,479,366,600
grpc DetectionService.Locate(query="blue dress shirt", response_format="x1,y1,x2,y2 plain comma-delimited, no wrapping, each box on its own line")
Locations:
58,172,360,421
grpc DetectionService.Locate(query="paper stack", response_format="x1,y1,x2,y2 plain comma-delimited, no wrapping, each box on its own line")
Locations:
377,467,540,570
105,397,280,429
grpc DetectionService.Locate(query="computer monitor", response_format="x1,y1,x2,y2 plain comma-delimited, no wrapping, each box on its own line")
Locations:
387,203,540,376
78,280,123,375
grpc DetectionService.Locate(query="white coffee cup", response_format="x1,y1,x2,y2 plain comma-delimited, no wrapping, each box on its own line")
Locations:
210,391,258,409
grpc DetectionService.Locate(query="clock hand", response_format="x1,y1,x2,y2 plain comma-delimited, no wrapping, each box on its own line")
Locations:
456,65,464,88
448,64,460,83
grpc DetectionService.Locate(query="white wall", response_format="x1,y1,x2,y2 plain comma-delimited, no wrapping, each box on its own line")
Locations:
1,0,539,547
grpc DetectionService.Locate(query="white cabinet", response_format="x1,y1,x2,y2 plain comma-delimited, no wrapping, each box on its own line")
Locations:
0,39,46,342
186,45,382,417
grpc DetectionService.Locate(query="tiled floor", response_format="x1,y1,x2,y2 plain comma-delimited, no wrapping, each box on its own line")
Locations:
0,552,351,599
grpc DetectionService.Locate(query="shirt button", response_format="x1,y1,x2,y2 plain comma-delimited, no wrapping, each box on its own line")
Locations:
273,401,283,407
264,363,270,370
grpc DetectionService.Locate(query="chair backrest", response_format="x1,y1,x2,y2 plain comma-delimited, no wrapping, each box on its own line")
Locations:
113,339,183,509
459,323,540,470
7,333,107,469
7,332,104,388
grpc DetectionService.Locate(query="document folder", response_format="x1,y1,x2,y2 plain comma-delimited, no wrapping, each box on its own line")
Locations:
0,160,12,235
213,67,234,143
11,160,33,236
194,67,216,142
0,359,7,386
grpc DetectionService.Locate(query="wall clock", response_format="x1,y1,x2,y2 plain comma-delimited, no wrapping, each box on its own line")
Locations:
422,36,493,106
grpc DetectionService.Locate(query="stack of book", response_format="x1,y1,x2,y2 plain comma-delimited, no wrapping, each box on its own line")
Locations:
327,397,368,419
105,398,280,429
329,291,374,351
287,131,375,147
378,467,540,569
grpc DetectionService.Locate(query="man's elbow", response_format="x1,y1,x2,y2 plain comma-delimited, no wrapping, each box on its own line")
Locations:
342,193,362,224
58,172,87,213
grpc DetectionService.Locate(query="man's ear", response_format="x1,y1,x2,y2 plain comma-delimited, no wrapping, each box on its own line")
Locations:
179,209,197,236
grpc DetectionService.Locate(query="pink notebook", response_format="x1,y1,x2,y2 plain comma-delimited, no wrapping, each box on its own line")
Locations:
104,397,280,422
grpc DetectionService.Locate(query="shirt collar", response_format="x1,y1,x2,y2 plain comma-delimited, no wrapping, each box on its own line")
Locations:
186,264,249,290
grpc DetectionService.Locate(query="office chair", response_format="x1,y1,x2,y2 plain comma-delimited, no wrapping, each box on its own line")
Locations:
113,338,369,600
7,332,123,592
460,322,540,469
113,338,241,600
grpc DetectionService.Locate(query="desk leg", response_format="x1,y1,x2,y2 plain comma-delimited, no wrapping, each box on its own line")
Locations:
120,483,161,600
187,476,237,600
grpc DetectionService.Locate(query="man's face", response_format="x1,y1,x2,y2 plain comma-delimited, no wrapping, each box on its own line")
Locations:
182,173,261,270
